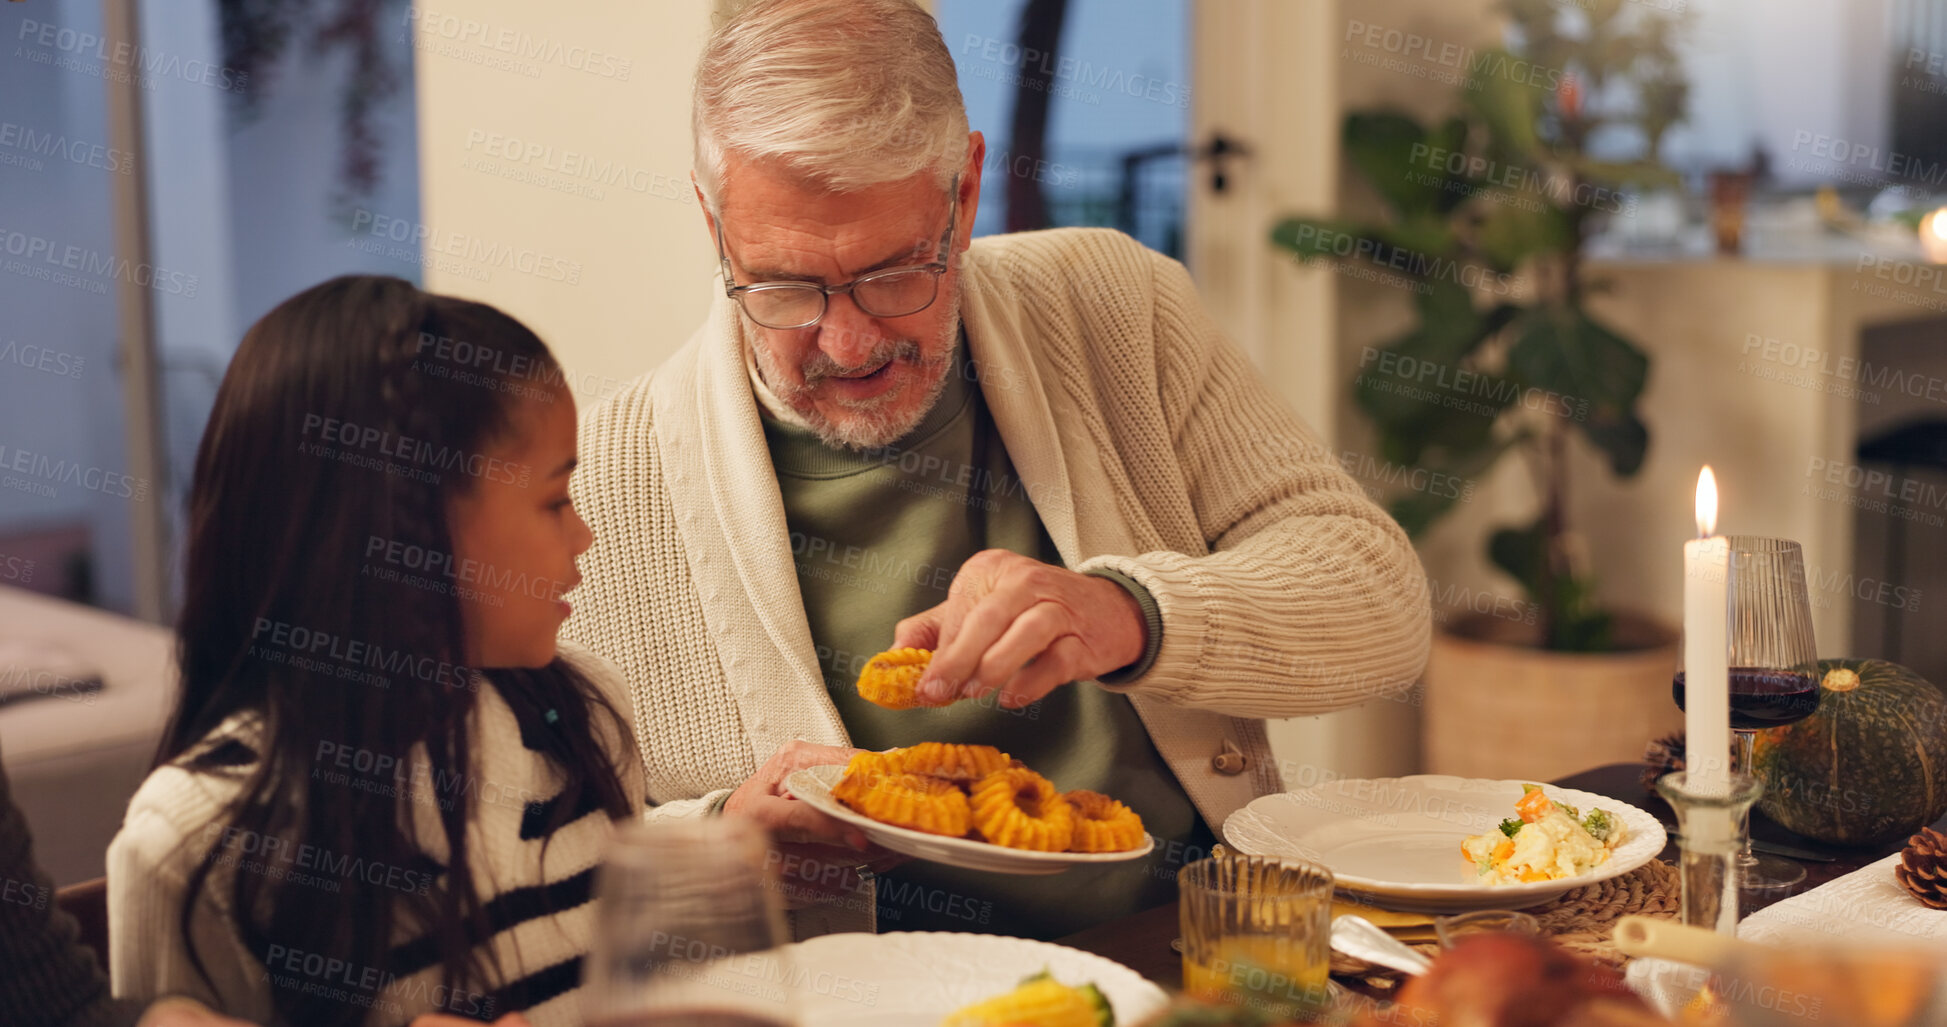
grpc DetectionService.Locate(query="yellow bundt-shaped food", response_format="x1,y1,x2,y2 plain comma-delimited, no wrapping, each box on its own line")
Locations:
970,768,1074,852
855,647,939,710
1064,790,1147,853
893,742,1011,782
838,772,971,837
831,750,902,809
841,749,901,780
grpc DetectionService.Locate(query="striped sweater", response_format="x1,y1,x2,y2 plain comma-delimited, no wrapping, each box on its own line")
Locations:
106,646,644,1026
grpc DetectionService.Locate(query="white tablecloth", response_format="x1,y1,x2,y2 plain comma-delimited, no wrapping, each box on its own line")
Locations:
1739,852,1947,948
1628,851,1947,1017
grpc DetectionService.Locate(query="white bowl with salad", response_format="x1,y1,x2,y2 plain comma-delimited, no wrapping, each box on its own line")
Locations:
1222,775,1667,912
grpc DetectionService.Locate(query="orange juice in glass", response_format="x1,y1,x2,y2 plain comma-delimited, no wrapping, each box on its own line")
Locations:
1178,853,1334,1019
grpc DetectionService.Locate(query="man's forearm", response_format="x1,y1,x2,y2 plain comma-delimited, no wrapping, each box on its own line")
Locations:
1076,518,1431,718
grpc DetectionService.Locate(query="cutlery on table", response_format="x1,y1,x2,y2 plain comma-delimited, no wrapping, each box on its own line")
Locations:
1330,914,1433,976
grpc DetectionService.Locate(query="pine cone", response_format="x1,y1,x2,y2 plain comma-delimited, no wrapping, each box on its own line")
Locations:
1640,732,1686,791
1896,827,1947,909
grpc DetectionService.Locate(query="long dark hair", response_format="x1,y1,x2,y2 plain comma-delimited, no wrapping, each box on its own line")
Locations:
162,275,633,1026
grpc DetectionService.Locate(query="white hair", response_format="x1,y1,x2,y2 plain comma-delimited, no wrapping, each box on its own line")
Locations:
693,0,970,212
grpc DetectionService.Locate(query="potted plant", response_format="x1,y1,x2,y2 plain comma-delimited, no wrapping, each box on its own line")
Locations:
1271,0,1691,779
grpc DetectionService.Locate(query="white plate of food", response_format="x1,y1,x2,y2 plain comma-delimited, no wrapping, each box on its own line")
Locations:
785,764,1155,875
771,931,1169,1026
1222,775,1666,912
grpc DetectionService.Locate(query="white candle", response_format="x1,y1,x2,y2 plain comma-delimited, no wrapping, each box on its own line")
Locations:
1683,466,1731,795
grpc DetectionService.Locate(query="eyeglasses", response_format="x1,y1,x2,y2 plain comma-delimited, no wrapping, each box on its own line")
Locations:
711,176,959,330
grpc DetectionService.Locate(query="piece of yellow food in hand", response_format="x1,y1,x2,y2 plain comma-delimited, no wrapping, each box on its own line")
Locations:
856,647,940,709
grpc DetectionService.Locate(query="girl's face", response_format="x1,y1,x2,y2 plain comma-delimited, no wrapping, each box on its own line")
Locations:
447,388,593,669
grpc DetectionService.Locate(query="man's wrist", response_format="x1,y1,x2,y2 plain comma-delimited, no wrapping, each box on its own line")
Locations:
1085,567,1163,685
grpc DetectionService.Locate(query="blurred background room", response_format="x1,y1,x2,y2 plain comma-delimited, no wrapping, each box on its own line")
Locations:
6,0,1945,889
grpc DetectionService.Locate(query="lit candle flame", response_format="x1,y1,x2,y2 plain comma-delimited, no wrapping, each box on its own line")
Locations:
1695,465,1718,538
1923,209,1947,264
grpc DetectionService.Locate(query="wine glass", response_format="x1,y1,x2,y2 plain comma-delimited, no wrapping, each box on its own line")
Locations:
1672,535,1820,892
581,817,798,1027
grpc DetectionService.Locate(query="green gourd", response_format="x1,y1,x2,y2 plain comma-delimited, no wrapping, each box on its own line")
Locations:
1750,658,1947,846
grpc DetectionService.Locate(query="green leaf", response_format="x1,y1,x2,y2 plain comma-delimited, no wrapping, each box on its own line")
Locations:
1383,437,1507,537
1491,519,1617,650
1470,196,1575,269
1269,216,1374,263
1505,308,1651,476
1353,286,1522,467
1344,111,1451,218
1352,344,1492,444
1082,982,1114,1027
1583,809,1614,842
1466,49,1545,161
1548,574,1616,651
1385,212,1466,261
1269,214,1461,279
1489,521,1548,599
1582,409,1650,477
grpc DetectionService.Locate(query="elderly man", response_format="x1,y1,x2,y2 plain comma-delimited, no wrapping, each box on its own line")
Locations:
564,0,1430,939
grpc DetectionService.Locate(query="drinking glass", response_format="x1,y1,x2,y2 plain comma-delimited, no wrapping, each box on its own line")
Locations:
581,817,797,1027
1708,170,1753,255
1672,536,1819,892
1178,853,1334,1020
1656,770,1763,935
1434,910,1540,948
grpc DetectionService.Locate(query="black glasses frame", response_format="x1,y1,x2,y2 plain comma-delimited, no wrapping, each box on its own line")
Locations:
711,175,960,330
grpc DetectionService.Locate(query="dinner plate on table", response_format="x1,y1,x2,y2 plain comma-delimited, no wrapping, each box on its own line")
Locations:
1222,775,1666,912
773,931,1169,1026
785,765,1155,875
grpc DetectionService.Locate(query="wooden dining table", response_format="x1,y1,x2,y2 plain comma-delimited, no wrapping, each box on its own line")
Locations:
1055,761,1938,992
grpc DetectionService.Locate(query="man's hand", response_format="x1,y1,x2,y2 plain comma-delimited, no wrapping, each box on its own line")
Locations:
895,549,1146,709
724,739,871,850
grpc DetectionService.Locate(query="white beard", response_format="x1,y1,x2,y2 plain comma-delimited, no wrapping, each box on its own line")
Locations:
747,284,962,451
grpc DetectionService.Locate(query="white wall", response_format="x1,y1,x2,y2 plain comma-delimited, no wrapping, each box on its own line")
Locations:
0,0,141,613
220,8,423,326
412,2,718,399
1663,0,1893,180
142,0,425,611
135,0,239,611
1255,0,1506,784
2,0,430,618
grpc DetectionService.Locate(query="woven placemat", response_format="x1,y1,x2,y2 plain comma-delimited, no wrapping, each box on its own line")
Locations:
1330,860,1679,983
1530,858,1679,966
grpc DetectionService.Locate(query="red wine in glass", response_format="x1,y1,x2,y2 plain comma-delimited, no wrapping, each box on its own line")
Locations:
1672,667,1820,731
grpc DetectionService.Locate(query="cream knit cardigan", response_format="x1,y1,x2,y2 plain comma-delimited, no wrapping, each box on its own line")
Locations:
564,228,1431,924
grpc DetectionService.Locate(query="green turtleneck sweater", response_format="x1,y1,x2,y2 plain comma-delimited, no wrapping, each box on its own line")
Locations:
761,345,1215,940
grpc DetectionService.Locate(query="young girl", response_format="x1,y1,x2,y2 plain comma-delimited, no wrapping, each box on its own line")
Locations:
108,276,643,1026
